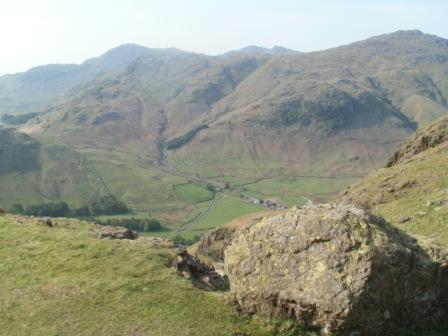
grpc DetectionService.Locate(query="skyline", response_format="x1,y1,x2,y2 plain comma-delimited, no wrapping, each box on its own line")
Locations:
1,0,447,75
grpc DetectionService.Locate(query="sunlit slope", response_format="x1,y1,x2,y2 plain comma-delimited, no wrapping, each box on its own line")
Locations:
342,116,448,247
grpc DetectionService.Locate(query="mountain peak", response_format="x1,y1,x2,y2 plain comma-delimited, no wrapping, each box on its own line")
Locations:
226,45,298,56
82,44,152,69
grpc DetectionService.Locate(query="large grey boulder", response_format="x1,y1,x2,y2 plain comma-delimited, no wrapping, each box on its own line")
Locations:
225,203,448,335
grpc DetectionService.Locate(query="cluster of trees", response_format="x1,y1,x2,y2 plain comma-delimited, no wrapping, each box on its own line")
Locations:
1,113,38,125
10,201,70,217
87,195,129,215
97,217,165,232
9,195,130,217
166,124,208,150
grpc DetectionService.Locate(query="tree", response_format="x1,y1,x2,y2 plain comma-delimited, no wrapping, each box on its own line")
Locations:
88,195,130,215
9,203,24,214
73,206,91,217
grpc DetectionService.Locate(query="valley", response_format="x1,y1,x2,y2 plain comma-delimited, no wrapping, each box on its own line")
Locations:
4,30,447,239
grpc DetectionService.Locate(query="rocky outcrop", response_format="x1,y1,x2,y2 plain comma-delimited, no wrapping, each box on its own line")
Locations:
139,236,175,248
225,203,448,335
195,226,240,263
176,248,229,291
387,115,448,166
93,226,137,240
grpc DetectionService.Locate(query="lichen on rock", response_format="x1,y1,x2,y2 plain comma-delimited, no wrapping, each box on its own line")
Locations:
225,203,448,335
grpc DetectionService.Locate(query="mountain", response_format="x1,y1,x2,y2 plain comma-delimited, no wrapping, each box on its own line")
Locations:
226,45,298,55
23,51,269,155
342,115,448,247
0,44,160,115
27,30,448,173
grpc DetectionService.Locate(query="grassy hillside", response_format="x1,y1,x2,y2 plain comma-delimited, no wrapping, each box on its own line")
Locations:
0,128,103,208
342,116,448,248
1,214,301,336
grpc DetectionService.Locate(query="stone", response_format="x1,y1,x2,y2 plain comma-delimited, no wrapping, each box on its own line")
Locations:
93,226,137,240
139,236,174,248
398,215,411,223
176,248,229,291
225,203,448,335
38,217,53,227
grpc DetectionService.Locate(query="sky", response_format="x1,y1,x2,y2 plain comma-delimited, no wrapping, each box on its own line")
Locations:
0,0,447,75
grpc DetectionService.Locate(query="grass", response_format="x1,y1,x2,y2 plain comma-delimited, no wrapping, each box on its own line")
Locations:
173,183,214,204
173,195,263,239
234,176,358,207
0,214,299,336
344,145,448,248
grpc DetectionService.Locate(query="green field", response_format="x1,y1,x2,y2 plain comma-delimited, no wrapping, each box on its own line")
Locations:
171,195,263,239
173,183,214,204
237,176,359,206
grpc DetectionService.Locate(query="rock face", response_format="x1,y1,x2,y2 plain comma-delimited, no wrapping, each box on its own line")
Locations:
195,226,241,263
225,203,448,335
176,248,229,291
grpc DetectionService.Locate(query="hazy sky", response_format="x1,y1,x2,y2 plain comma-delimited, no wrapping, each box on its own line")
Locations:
0,0,447,75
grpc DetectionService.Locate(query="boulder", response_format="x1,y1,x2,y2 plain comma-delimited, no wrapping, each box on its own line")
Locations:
93,226,137,240
0,208,6,214
225,203,448,335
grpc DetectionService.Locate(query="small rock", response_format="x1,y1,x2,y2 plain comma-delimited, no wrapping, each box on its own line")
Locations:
416,211,428,217
93,226,137,240
38,217,53,227
398,216,411,223
140,236,174,248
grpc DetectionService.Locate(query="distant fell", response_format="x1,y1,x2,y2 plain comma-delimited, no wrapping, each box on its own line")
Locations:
0,44,163,115
225,45,298,55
